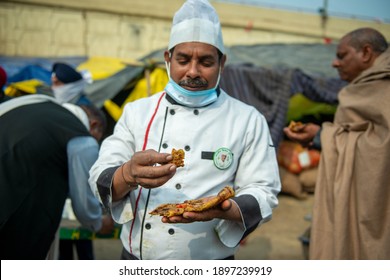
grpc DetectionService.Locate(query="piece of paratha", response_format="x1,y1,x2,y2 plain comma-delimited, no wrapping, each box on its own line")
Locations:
149,186,235,217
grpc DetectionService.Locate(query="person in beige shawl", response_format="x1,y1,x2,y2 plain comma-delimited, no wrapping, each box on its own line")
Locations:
284,27,390,259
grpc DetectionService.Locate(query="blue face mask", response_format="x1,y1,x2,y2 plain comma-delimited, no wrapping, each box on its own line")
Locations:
164,61,220,108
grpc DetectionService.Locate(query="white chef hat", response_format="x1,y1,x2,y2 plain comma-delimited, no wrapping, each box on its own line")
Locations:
168,0,224,53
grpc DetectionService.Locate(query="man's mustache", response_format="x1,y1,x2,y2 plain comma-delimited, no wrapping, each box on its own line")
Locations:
179,78,208,87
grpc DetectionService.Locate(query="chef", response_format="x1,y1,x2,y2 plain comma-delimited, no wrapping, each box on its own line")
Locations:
89,0,281,260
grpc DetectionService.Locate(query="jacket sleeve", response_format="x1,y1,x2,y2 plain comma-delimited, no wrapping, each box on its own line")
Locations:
216,113,281,247
67,136,102,232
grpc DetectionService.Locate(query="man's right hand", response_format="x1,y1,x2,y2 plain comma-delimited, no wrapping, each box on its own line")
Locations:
124,149,177,189
283,123,320,147
112,149,177,201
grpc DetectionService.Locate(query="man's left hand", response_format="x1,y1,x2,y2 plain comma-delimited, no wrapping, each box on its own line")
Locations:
161,199,242,223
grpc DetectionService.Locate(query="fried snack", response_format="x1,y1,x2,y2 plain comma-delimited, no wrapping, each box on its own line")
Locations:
288,120,305,132
171,148,185,167
149,186,235,217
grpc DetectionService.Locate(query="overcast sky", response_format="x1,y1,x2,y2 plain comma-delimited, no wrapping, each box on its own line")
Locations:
216,0,390,22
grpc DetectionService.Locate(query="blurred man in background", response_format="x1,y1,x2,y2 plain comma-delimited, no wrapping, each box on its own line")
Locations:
0,95,113,259
284,27,390,259
51,62,92,106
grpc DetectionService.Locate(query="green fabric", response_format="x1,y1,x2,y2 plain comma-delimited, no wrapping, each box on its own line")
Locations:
60,225,121,240
287,93,336,122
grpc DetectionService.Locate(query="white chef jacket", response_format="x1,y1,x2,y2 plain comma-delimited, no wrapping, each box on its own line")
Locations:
89,90,281,259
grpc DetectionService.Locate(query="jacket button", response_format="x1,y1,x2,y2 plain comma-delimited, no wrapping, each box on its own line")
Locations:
168,228,175,235
193,109,199,115
162,143,168,149
184,145,190,151
145,223,151,230
175,184,181,190
170,109,175,115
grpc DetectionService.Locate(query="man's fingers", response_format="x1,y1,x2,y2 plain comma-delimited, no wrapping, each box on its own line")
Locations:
133,149,172,166
220,199,232,211
136,168,176,189
136,164,176,179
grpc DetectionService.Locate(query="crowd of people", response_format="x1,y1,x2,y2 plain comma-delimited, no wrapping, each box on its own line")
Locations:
0,0,389,260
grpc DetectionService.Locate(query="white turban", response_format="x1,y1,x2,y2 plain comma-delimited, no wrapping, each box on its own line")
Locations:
62,103,90,130
168,0,224,53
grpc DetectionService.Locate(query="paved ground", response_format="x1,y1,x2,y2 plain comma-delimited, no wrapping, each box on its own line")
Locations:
94,194,314,260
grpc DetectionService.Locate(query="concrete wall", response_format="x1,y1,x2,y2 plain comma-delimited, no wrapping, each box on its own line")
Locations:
1,0,390,60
